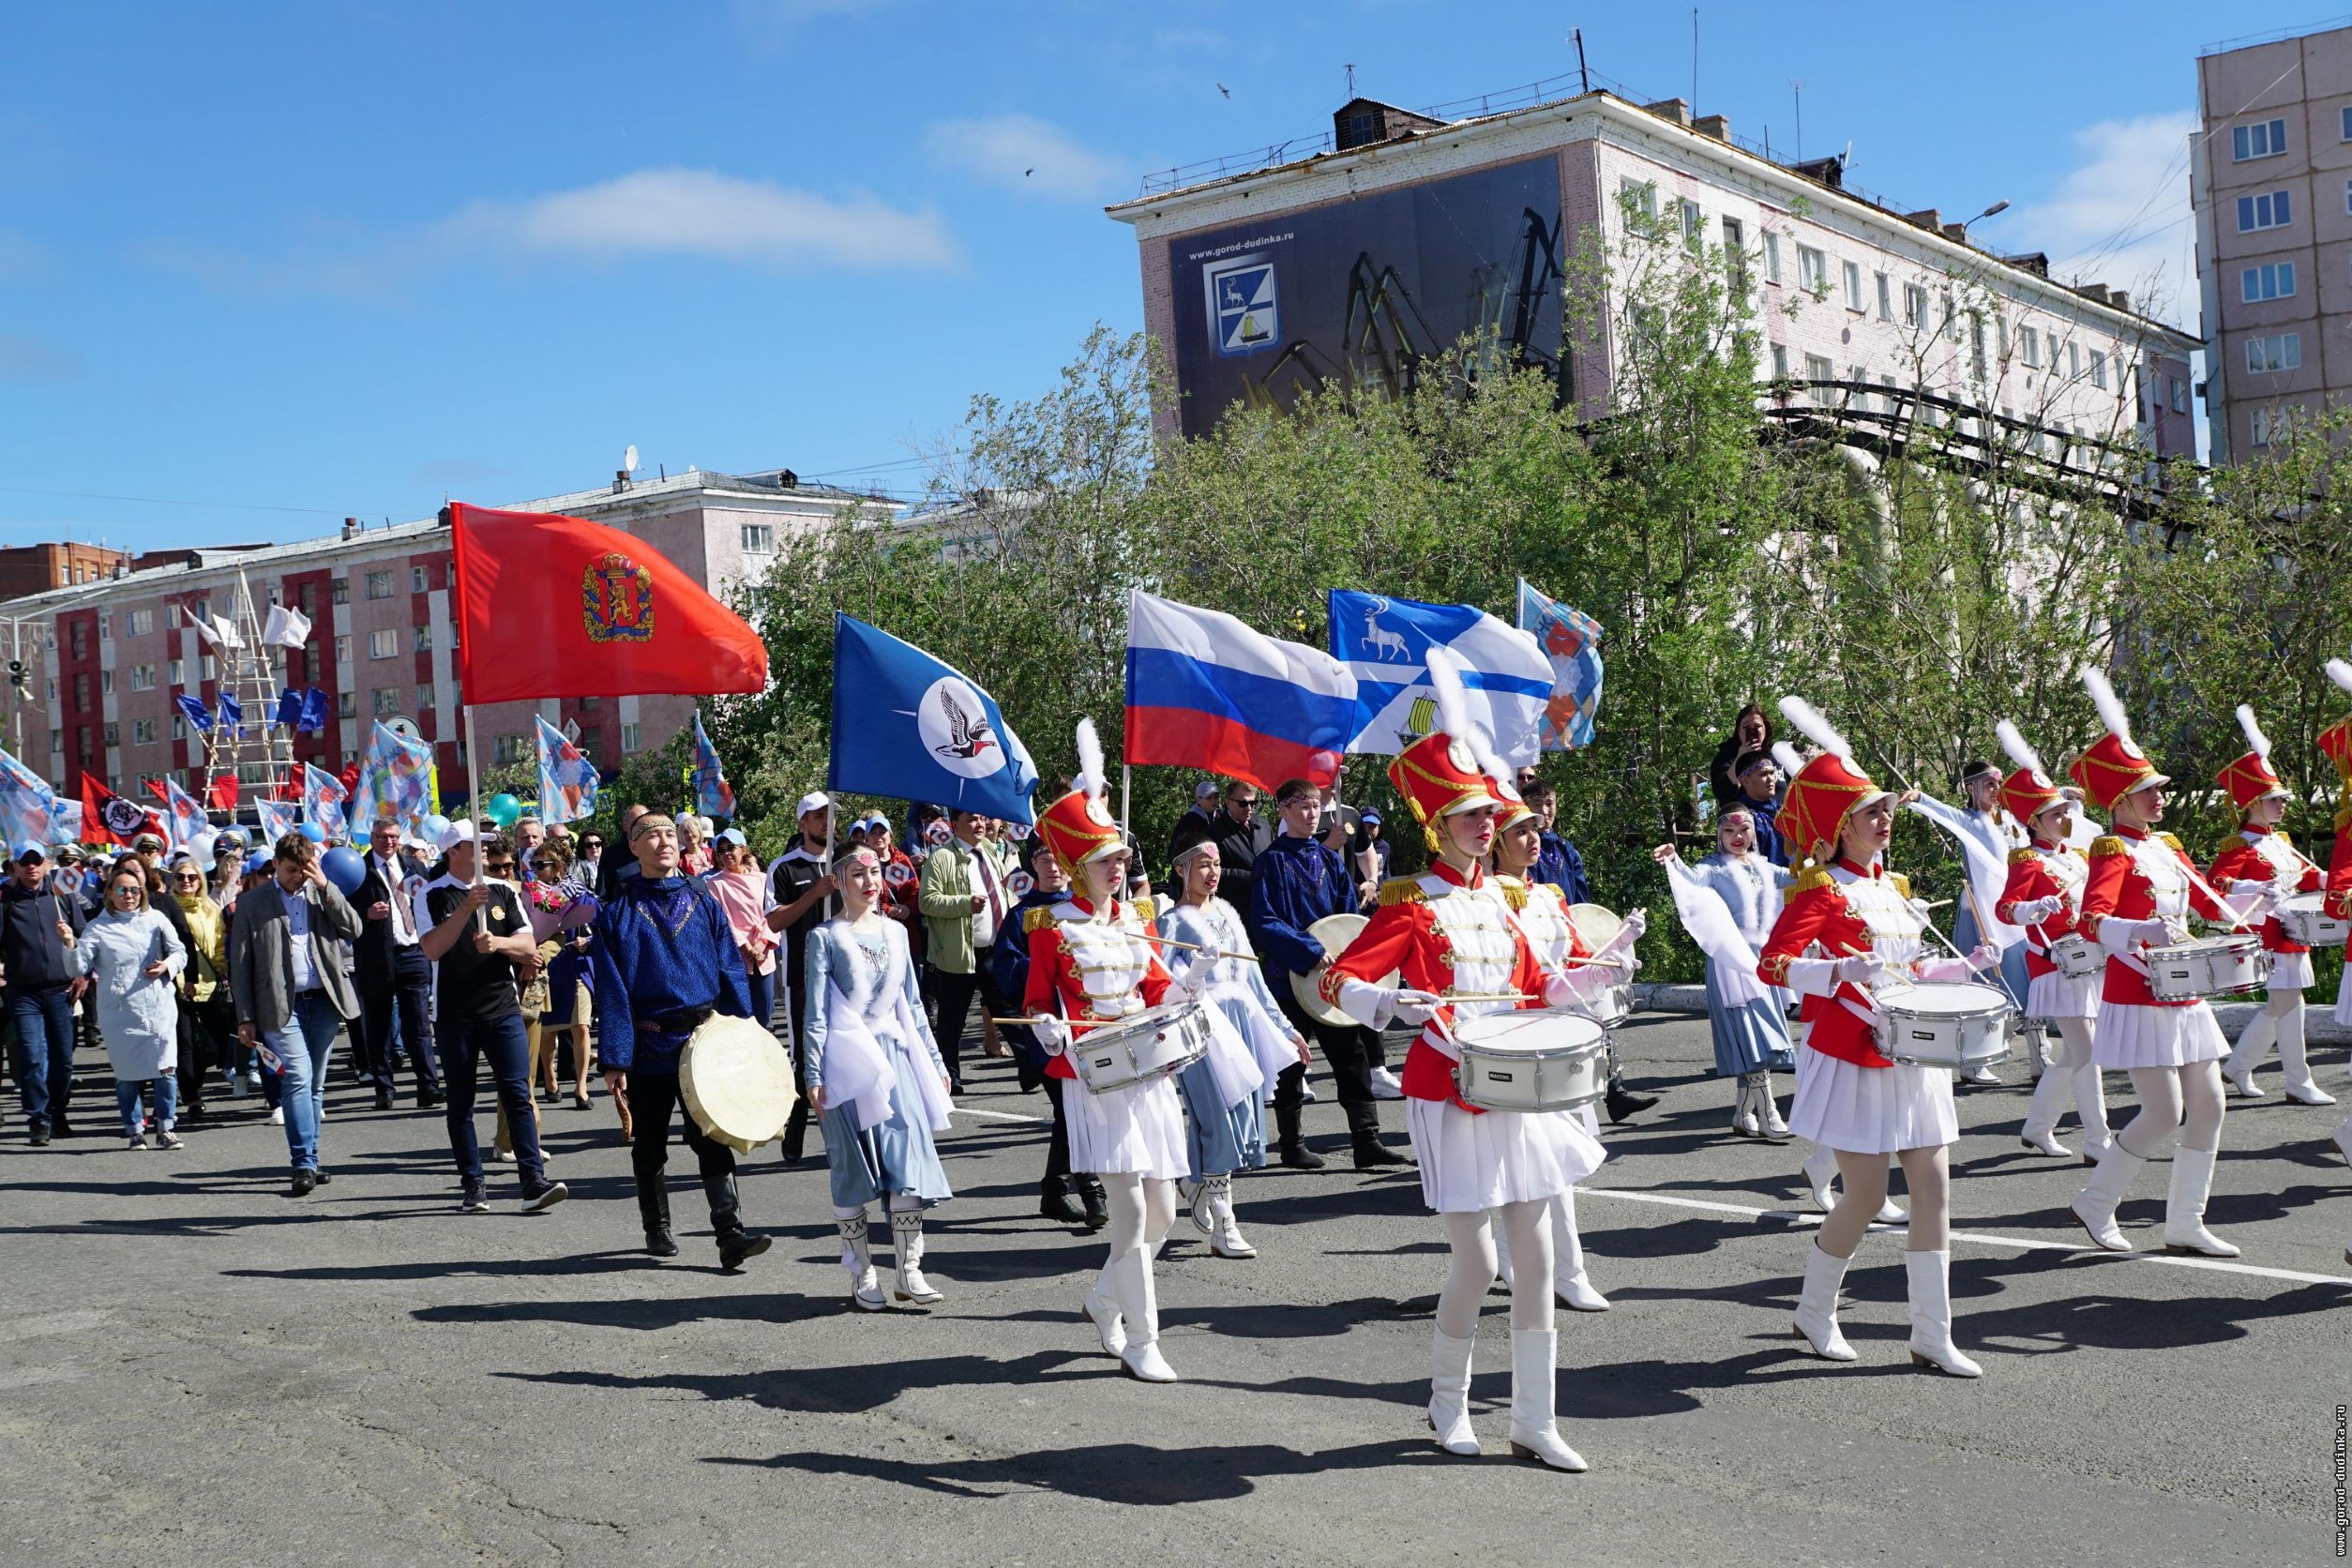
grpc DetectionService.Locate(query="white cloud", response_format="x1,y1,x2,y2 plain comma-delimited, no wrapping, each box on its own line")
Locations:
441,168,956,270
923,113,1123,200
2003,112,2197,325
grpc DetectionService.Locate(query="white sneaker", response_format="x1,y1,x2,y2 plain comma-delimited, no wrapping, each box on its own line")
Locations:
268,1107,285,1125
1299,1080,1318,1104
1368,1067,1405,1101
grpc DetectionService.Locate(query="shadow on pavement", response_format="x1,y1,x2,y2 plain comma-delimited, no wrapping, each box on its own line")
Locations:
704,1437,1452,1501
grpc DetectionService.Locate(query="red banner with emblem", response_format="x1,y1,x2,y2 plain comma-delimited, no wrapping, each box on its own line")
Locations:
448,503,769,705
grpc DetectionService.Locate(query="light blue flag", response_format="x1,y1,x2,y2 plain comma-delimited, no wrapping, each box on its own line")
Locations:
253,797,299,848
1515,580,1606,751
349,721,434,833
1325,590,1554,765
301,762,349,843
535,716,599,825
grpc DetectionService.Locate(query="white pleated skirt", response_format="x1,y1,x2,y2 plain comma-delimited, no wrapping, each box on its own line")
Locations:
2092,998,2228,1069
2262,950,2315,990
1787,1051,1959,1154
2337,972,2351,1028
1406,1096,1605,1214
1064,1073,1190,1181
2025,969,2099,1023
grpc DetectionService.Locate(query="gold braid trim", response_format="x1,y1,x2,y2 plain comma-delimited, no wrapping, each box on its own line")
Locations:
1496,875,1530,912
1378,876,1426,907
2088,836,2129,859
1023,906,1055,935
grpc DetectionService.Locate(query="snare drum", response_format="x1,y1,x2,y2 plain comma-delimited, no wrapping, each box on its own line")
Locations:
2047,934,2104,980
2275,893,2351,948
1566,983,1632,1030
1453,1010,1609,1114
1070,1002,1211,1096
1871,982,2014,1070
2143,934,2264,1002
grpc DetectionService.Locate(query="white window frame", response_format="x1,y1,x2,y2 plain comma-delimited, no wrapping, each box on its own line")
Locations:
1903,282,1929,329
1680,199,1703,241
416,684,436,712
2246,332,2302,373
1841,260,1863,310
131,717,155,746
2230,117,2288,161
126,609,152,636
1796,244,1828,295
2242,261,2297,301
621,721,642,755
367,627,399,660
2236,189,2292,233
371,687,400,716
1618,177,1657,219
365,570,395,600
2090,349,2107,389
1770,342,1790,378
2019,325,2040,369
1762,232,1782,285
2250,406,2274,446
739,523,776,556
1874,271,1892,320
411,565,429,594
2170,376,2187,415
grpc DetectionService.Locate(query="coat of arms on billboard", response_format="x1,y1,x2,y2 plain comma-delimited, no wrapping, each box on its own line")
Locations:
581,551,655,643
1205,254,1278,357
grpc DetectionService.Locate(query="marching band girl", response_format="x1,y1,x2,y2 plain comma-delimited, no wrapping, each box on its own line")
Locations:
2067,669,2276,1259
1759,698,1998,1379
2314,662,2352,1179
1652,807,1795,1140
2213,705,2333,1107
1494,803,1644,1311
1319,652,1608,1471
1994,721,2109,1162
1904,761,2027,1085
1158,837,1308,1260
801,846,956,1311
1023,723,1201,1383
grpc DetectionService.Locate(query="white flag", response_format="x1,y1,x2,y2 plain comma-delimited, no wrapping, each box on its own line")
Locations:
262,603,312,649
207,613,245,649
183,605,219,648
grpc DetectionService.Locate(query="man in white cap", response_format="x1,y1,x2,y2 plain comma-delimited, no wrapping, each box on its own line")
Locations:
354,817,444,1111
764,791,835,1162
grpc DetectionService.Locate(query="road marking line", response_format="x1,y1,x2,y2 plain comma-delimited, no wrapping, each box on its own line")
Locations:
1583,1185,2352,1288
948,1105,1048,1123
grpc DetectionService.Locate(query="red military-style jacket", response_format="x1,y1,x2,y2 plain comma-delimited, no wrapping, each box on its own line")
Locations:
1756,857,1920,1068
2208,825,2324,957
1994,840,2088,980
2080,826,2233,1009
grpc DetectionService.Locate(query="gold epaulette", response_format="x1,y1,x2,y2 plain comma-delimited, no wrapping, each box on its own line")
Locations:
1023,906,1056,934
2158,832,2186,853
2274,828,2294,847
2008,847,2038,866
1378,876,1426,906
2088,835,2128,859
1130,895,1157,924
1496,875,1530,912
1889,871,1912,900
1787,863,1834,899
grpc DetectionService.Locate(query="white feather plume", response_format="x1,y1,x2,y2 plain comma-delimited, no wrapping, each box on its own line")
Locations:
1776,696,1851,761
2236,703,2271,763
1074,718,1105,801
1423,645,1473,746
2080,666,2132,744
1771,741,1805,779
2327,657,2352,696
1995,719,2043,777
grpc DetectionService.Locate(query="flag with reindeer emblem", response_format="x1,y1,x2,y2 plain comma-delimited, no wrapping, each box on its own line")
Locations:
1326,590,1554,765
829,615,1038,825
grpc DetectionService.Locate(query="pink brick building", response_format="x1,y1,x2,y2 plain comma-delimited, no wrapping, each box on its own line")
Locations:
1111,89,2196,477
4,467,868,811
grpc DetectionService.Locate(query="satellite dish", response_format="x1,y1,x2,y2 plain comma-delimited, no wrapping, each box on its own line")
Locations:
623,445,641,475
386,716,423,744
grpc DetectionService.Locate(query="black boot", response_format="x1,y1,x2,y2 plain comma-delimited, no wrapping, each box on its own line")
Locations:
779,1098,809,1166
704,1171,771,1270
1038,1175,1084,1224
638,1183,678,1258
1077,1175,1109,1230
1274,1091,1324,1169
1347,1105,1409,1168
1604,1073,1658,1123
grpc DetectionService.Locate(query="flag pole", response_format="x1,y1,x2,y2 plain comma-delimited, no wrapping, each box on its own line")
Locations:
1120,763,1131,837
461,703,489,934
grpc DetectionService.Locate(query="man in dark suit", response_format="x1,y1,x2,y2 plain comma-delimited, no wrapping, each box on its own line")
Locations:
354,818,443,1109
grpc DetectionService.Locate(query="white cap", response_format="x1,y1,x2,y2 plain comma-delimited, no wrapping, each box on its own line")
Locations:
795,791,831,819
438,819,477,852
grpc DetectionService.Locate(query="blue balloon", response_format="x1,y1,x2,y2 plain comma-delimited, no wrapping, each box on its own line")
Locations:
243,851,271,876
321,846,368,896
423,814,451,840
298,822,326,844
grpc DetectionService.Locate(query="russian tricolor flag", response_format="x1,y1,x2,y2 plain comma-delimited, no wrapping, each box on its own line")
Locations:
1124,590,1358,790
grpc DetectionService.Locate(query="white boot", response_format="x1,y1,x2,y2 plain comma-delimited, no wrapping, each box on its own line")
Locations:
1110,1246,1178,1382
1791,1242,1856,1361
1802,1146,1839,1212
2224,1010,2275,1097
2276,1004,2334,1105
1179,1178,1211,1236
1504,1328,1587,1471
2161,1147,2239,1259
1904,1249,1982,1378
1081,1261,1125,1357
1428,1328,1480,1455
838,1211,886,1311
1758,1073,1791,1142
890,1208,944,1304
2333,1114,2352,1170
1873,1192,1909,1227
1731,1075,1761,1138
2073,1060,2113,1164
2071,1142,2148,1252
1549,1190,1609,1312
2018,1065,2075,1158
1493,1214,1516,1291
1204,1174,1256,1259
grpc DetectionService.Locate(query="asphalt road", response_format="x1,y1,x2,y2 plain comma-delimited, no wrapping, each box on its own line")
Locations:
1,1011,2346,1567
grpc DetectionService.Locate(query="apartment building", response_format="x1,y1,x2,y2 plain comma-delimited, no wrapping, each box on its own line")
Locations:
2193,21,2352,463
1,466,870,804
1111,86,2197,473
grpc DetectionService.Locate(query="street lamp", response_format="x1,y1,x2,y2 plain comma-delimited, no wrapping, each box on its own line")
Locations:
1959,199,2010,240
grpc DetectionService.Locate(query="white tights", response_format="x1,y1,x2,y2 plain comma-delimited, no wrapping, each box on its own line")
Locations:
1819,1145,1950,1257
1436,1202,1553,1337
2118,1061,2225,1157
1100,1171,1179,1259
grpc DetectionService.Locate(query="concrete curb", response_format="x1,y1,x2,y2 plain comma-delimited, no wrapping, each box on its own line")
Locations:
1629,981,2352,1046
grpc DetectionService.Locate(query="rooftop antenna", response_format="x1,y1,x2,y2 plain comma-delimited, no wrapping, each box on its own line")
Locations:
1344,62,1356,97
1791,78,1803,163
1571,27,1589,94
1692,9,1698,112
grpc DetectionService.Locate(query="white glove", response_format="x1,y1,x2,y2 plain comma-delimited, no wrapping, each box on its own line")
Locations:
1907,897,1937,925
1913,955,1977,984
1388,988,1443,1026
2013,895,2064,925
1613,909,1649,945
1177,961,1213,1002
1031,1015,1069,1053
1832,956,1884,987
1963,943,1998,972
2133,917,2185,948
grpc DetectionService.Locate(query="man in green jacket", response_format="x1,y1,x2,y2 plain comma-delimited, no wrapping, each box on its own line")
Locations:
919,808,1012,1093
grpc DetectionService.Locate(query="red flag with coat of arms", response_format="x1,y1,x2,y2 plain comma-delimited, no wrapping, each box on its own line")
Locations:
81,776,161,847
448,503,769,704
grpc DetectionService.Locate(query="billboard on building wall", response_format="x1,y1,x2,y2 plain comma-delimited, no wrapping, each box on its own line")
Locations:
1164,155,1567,439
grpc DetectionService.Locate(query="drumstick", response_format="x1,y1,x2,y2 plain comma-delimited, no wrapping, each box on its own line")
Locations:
1148,933,1261,963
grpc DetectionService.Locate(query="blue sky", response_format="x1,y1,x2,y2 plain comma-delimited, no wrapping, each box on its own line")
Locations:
0,0,2293,551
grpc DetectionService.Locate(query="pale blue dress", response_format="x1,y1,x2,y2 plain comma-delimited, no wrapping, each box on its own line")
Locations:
1156,897,1273,1180
802,918,954,1209
1691,852,1795,1078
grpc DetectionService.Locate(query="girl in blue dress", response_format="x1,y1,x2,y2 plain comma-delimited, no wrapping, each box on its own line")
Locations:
803,847,956,1311
1655,807,1795,1138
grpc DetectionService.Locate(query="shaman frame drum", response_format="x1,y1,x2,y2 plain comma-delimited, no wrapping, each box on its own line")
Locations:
680,1014,800,1153
1071,1002,1211,1096
1453,1010,1610,1114
1291,913,1395,1030
2276,893,2351,948
1871,982,2015,1071
2047,933,2104,980
2144,934,2264,1002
